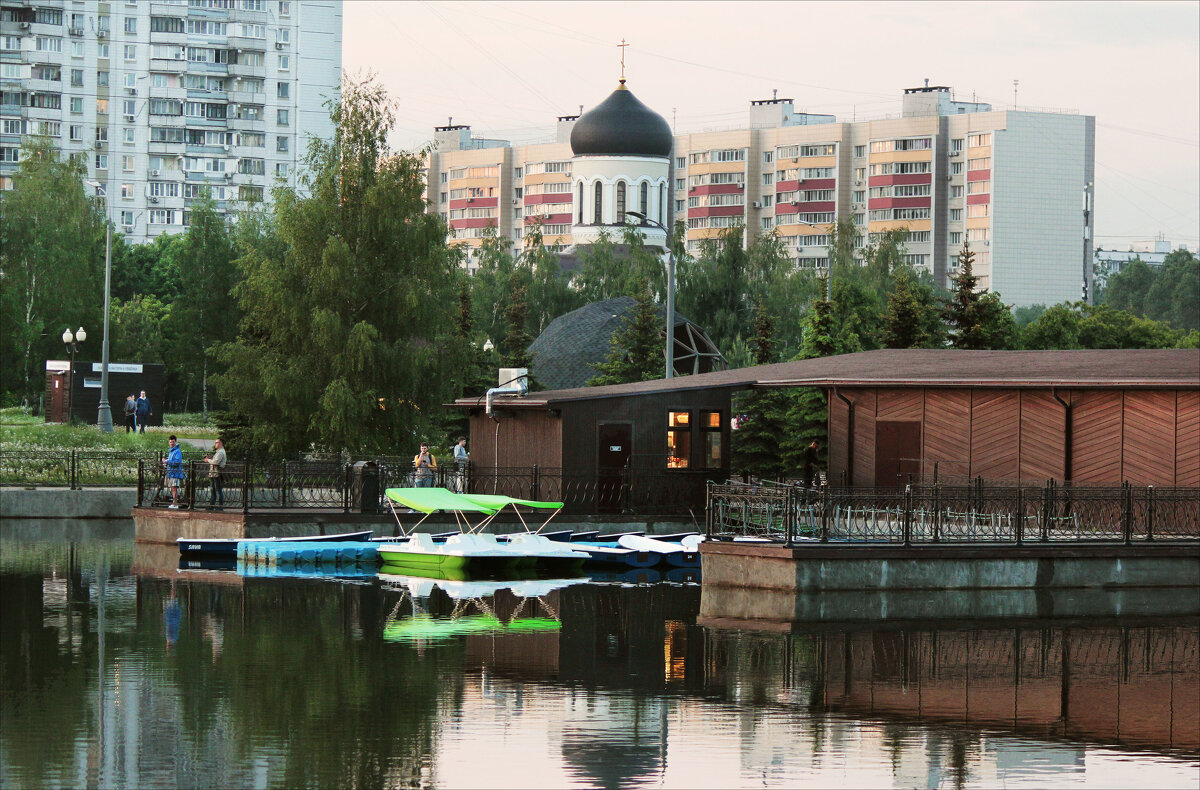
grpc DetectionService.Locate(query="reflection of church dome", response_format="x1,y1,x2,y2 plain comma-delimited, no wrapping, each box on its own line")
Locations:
570,84,673,158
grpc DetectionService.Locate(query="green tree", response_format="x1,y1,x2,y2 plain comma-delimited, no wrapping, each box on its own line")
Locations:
943,242,1016,349
730,302,793,479
110,295,172,365
1102,258,1155,316
571,228,665,304
881,266,945,349
1076,304,1181,348
587,281,665,386
111,232,182,303
519,219,583,337
779,294,840,475
167,191,238,416
1144,251,1199,331
1019,303,1082,349
0,137,106,404
215,77,463,454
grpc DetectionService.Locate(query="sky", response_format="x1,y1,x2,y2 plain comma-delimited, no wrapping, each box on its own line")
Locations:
342,1,1200,250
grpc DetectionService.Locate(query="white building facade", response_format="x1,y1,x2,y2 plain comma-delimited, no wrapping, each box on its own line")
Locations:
0,0,341,243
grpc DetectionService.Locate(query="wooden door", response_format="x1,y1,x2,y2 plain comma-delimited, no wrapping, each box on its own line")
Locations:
874,421,922,487
597,423,632,513
48,372,67,423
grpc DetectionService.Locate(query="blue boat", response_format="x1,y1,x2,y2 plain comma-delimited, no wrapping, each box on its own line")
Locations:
177,530,374,557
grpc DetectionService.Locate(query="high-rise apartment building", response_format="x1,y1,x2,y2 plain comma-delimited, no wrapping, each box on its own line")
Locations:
0,0,341,243
427,84,1095,306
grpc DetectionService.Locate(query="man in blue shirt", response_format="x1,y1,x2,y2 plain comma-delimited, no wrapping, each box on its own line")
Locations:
166,435,185,508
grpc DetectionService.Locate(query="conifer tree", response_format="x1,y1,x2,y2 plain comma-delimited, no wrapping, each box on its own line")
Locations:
882,267,944,348
944,242,1016,349
780,289,838,474
587,281,664,386
731,301,792,480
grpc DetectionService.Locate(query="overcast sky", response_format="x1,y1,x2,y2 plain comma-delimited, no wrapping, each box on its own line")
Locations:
342,1,1200,249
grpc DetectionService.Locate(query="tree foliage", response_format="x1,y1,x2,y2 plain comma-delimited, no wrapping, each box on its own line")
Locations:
1018,302,1184,349
882,266,945,349
944,242,1016,349
730,302,792,479
587,281,665,386
215,76,463,454
0,137,106,404
1102,250,1199,332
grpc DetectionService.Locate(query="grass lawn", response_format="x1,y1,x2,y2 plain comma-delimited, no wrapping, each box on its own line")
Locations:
0,407,217,452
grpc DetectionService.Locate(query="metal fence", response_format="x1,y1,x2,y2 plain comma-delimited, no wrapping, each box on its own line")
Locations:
0,450,161,488
707,479,1200,545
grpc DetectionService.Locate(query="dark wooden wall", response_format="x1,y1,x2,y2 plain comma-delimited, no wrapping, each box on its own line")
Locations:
829,387,1198,487
467,410,563,468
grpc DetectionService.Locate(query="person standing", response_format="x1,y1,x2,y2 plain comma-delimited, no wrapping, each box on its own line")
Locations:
412,443,437,488
123,395,137,433
452,436,469,492
136,390,152,433
203,437,227,509
802,440,821,489
165,435,185,508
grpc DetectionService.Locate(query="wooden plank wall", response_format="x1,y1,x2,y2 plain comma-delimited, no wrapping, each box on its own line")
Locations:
468,411,562,468
1071,391,1124,484
1177,391,1200,486
923,390,971,482
970,389,1020,482
1019,391,1066,482
832,387,1194,487
1122,390,1177,485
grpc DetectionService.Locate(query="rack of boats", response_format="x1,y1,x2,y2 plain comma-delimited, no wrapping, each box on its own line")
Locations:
175,486,703,577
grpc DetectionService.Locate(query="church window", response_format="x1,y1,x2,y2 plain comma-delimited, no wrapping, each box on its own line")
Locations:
659,184,665,225
578,182,584,223
615,181,626,223
593,181,602,224
639,181,648,215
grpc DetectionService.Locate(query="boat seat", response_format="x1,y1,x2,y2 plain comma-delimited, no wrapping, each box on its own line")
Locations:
408,532,436,551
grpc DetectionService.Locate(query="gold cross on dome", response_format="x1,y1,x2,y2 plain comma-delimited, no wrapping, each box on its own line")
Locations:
618,38,629,82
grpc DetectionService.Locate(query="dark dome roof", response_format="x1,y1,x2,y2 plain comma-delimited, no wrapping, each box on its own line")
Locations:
570,84,673,158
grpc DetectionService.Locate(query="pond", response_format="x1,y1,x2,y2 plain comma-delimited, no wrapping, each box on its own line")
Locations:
1,526,1197,789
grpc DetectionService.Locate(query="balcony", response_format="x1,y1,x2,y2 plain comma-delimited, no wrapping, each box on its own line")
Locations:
149,56,187,74
227,61,266,80
227,89,264,105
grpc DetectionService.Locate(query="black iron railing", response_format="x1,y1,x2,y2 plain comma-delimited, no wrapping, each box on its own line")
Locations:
707,479,1200,545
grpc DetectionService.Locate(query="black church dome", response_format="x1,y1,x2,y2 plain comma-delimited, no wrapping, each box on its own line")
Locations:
570,84,673,158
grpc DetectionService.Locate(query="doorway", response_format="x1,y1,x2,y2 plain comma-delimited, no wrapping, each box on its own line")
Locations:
874,421,921,487
597,423,632,513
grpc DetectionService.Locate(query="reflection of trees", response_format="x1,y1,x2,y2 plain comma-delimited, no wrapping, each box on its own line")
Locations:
0,541,131,787
140,577,456,788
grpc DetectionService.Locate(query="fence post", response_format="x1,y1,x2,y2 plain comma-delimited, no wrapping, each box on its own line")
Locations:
1122,481,1133,545
1040,480,1051,542
1146,486,1155,542
280,461,288,509
902,484,913,546
784,486,795,547
532,464,540,501
705,482,713,539
1016,486,1027,545
820,484,831,543
186,460,195,509
933,483,942,543
242,462,250,515
137,458,144,506
70,450,77,490
343,463,351,514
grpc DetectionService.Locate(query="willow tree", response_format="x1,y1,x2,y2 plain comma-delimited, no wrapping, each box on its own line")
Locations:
215,77,463,454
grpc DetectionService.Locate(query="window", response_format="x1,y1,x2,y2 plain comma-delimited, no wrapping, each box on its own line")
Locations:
950,138,964,153
762,173,773,186
124,45,137,61
615,181,626,221
967,180,990,195
276,108,289,125
667,411,691,469
674,178,685,190
188,20,227,36
761,217,774,230
239,185,264,201
121,155,135,172
148,181,180,198
799,143,835,157
275,135,288,153
276,54,289,70
0,147,19,164
149,209,176,225
701,411,722,469
967,132,992,147
949,231,962,245
967,157,990,171
151,16,186,34
279,1,291,15
275,162,288,178
120,210,134,226
277,28,290,44
238,158,265,175
950,161,964,175
762,151,773,164
97,44,109,59
36,37,63,53
240,23,266,38
95,154,109,170
69,125,83,141
34,8,63,25
967,203,990,218
950,185,964,198
241,0,265,9
676,156,686,168
276,81,289,99
593,181,601,224
1,119,23,135
70,69,84,87
124,17,137,34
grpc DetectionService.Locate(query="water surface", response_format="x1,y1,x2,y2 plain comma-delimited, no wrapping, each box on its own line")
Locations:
1,531,1196,789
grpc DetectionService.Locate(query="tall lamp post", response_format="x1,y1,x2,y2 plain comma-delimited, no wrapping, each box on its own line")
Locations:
625,210,675,379
85,181,114,432
62,326,86,420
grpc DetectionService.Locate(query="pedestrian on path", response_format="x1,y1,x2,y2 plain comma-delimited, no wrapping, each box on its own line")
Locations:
165,435,185,508
136,390,152,433
204,437,227,508
123,395,137,433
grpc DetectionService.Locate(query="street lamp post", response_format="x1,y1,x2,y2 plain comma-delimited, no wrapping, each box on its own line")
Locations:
625,211,675,379
86,181,114,432
62,326,86,420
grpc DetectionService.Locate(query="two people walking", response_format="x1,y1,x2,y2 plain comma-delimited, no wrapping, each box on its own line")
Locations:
123,390,152,433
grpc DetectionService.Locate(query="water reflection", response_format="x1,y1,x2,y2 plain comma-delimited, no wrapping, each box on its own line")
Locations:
1,536,1197,790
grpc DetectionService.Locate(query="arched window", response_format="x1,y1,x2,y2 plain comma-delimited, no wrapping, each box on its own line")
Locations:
615,181,626,223
659,184,665,225
640,181,649,216
593,180,603,225
578,181,584,223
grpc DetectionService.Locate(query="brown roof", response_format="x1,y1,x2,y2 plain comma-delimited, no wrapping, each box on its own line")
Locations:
456,349,1200,408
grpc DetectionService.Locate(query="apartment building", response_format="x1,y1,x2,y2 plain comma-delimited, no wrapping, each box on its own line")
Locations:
428,84,1095,306
0,0,341,243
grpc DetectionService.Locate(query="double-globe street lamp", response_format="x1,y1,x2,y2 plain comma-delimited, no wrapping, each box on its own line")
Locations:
624,210,676,379
62,326,86,416
85,180,114,432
